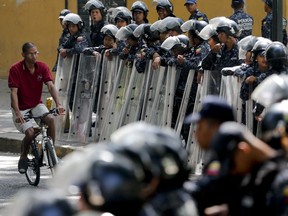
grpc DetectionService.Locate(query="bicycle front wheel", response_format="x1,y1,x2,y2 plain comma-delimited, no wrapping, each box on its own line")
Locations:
44,138,58,175
25,140,40,186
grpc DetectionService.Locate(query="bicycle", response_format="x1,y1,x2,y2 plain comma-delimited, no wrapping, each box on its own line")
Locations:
24,109,59,186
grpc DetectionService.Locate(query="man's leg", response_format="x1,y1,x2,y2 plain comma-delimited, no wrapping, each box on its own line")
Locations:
18,127,35,174
44,115,56,144
12,108,35,174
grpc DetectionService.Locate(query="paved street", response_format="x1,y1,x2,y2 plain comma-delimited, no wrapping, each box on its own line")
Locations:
0,152,52,214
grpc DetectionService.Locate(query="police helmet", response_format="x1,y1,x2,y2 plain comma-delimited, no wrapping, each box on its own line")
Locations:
62,13,84,29
181,20,208,39
4,189,74,216
83,149,146,215
152,0,173,14
262,0,272,8
251,38,272,61
111,122,190,191
131,1,149,17
115,23,138,41
83,0,106,17
251,74,288,107
158,16,183,33
50,142,146,215
133,23,160,42
100,24,118,40
261,100,288,149
113,6,133,24
216,18,241,38
58,9,71,20
177,34,190,48
265,41,288,71
161,35,189,52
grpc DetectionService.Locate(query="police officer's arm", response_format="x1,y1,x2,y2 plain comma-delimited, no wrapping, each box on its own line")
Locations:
68,36,89,55
10,87,24,124
46,81,65,114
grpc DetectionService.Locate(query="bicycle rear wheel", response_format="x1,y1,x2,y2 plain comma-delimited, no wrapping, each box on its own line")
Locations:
25,140,40,186
44,138,58,175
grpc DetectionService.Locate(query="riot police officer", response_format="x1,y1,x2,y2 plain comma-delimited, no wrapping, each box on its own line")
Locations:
83,24,118,56
239,38,272,102
60,13,89,111
83,0,107,47
50,142,148,216
113,6,133,28
202,17,243,72
249,41,288,120
134,23,161,73
261,0,287,45
111,122,199,216
116,24,142,68
52,9,71,72
152,0,175,20
229,0,253,40
59,13,89,57
184,0,209,23
131,1,149,25
152,17,184,69
206,121,288,216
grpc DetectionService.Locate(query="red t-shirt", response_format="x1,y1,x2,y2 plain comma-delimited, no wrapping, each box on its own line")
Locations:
8,60,53,110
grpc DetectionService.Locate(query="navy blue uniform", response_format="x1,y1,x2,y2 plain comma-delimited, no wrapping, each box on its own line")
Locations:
189,9,209,23
90,20,106,47
53,29,70,72
234,155,288,216
261,12,287,45
229,10,253,40
135,42,161,73
119,41,143,68
202,43,243,72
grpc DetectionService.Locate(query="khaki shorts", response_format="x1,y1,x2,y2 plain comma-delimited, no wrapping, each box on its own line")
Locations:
12,103,49,134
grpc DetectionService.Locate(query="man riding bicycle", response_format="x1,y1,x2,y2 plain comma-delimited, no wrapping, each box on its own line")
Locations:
8,42,65,174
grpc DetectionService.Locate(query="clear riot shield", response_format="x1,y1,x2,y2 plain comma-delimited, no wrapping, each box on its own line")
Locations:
140,60,154,121
175,70,196,135
162,65,179,127
94,56,120,142
117,61,148,127
147,66,167,126
245,84,254,132
54,55,76,142
185,82,205,174
206,70,222,95
185,73,209,175
99,60,129,141
220,75,242,122
68,54,101,144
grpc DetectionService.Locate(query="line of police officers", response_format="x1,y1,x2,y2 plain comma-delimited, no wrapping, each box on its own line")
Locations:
3,0,288,215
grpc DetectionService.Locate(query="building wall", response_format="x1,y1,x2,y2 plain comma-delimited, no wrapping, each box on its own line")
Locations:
0,0,287,78
0,0,78,79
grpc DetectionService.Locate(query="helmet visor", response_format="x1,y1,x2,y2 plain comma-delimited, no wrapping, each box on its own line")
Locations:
161,36,180,51
252,74,288,107
115,26,133,40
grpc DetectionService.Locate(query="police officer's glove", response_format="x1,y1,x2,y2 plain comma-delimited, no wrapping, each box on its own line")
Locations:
83,47,94,55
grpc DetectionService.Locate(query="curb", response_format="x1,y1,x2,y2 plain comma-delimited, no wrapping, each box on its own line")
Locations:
0,137,76,158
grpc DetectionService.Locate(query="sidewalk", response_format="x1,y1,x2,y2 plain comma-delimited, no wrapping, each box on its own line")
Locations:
0,79,76,158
